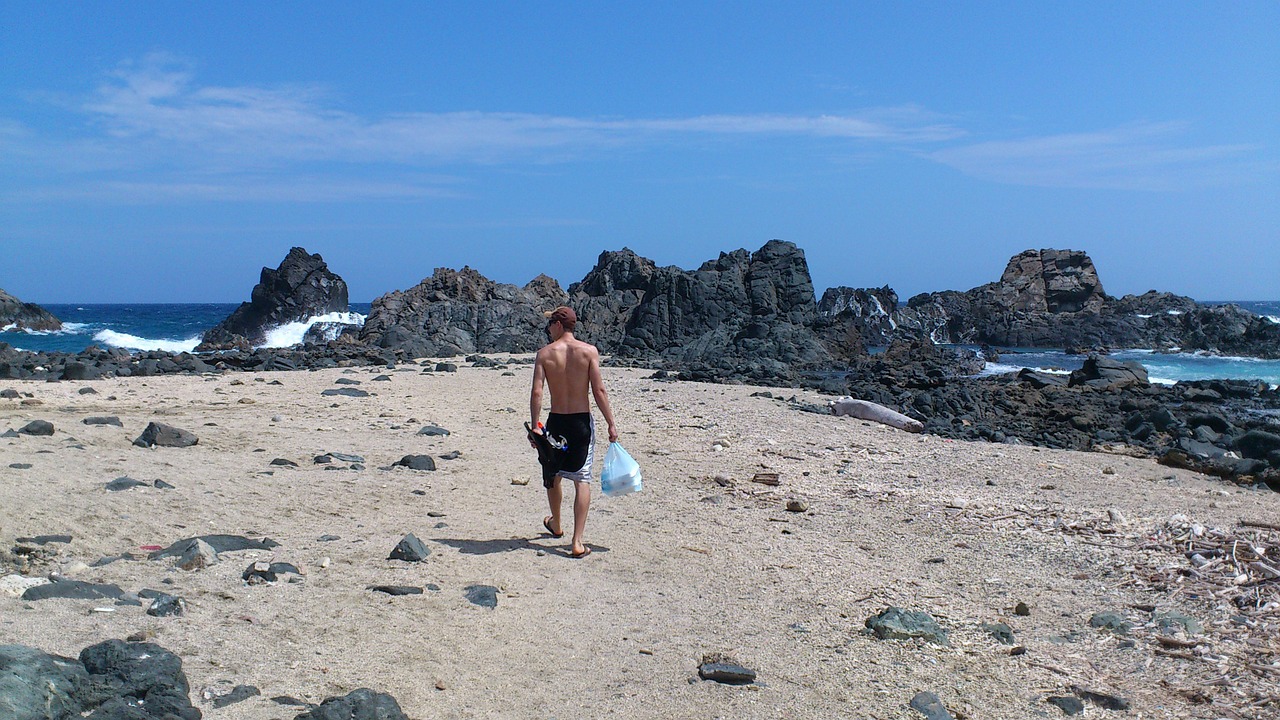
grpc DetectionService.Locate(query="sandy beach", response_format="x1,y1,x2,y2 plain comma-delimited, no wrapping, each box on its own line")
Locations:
3,358,1278,719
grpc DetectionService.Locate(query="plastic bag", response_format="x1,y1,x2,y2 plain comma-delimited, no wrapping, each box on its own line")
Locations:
601,442,643,497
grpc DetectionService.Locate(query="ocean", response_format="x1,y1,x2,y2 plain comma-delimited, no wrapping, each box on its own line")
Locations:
3,301,1279,385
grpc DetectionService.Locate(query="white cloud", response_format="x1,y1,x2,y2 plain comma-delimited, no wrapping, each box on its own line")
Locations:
927,122,1267,191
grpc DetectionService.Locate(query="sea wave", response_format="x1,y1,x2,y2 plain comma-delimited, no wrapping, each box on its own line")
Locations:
981,362,1071,376
94,330,202,353
259,312,366,349
1,322,92,335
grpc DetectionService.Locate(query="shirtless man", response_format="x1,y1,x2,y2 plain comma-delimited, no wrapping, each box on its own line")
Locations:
529,306,619,558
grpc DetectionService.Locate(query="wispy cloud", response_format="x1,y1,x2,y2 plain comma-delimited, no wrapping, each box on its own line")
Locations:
0,54,962,203
927,122,1269,191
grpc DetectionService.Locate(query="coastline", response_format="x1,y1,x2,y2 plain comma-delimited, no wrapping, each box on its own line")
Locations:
3,360,1279,718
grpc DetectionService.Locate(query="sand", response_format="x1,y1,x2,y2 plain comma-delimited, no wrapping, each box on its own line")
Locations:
2,358,1278,719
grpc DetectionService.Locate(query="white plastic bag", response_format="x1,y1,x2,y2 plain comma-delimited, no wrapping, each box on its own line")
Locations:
601,442,643,497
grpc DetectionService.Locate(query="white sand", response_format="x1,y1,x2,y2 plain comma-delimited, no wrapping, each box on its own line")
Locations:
2,359,1277,719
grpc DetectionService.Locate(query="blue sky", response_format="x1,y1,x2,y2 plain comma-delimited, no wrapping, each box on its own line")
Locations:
2,2,1277,302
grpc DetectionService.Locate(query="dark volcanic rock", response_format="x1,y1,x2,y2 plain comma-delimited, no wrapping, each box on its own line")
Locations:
570,240,832,381
464,584,499,608
17,420,53,436
360,267,566,357
22,580,127,602
133,422,198,448
79,640,198,719
818,248,1280,357
368,585,423,596
149,534,280,559
0,644,92,720
321,387,369,398
697,654,756,685
388,534,430,562
0,287,62,332
1068,355,1149,389
865,607,949,644
909,691,956,720
394,454,436,471
293,688,409,720
83,416,124,427
198,247,349,351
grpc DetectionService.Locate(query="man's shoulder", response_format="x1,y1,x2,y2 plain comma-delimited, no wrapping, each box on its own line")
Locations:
571,339,600,355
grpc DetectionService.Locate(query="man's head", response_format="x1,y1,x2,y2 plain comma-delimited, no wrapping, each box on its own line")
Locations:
544,305,577,333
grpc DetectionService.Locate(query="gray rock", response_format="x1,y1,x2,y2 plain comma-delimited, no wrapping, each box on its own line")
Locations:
334,377,362,385
368,585,423,596
79,639,198,719
293,688,409,720
464,584,499,608
153,479,176,490
394,455,436,471
321,388,369,398
15,534,71,545
105,476,147,492
1071,686,1130,711
1046,695,1085,715
149,534,279,559
242,561,301,583
417,425,451,436
437,451,461,461
146,593,185,617
0,388,19,398
0,287,62,332
388,534,430,562
435,362,458,372
82,416,123,427
21,580,127,602
0,644,92,720
1154,609,1203,635
17,420,53,436
327,452,365,463
697,654,756,685
132,422,198,448
1088,611,1132,636
270,458,299,467
212,684,260,708
8,463,31,469
175,539,219,571
865,607,949,644
372,375,392,381
198,247,349,351
909,691,955,720
982,622,1016,645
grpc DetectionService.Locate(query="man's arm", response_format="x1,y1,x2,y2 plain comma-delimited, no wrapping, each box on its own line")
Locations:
587,349,619,443
529,350,545,432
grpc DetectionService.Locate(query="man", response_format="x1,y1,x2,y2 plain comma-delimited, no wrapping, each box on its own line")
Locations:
529,305,619,558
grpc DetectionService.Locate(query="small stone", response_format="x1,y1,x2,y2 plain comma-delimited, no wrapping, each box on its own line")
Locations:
237,397,255,404
133,422,198,448
785,499,809,513
437,450,462,460
395,455,436,471
1014,601,1031,616
105,476,147,492
314,454,333,464
271,415,284,422
82,416,123,427
334,378,363,385
321,388,370,397
18,420,54,436
318,557,331,569
153,479,176,490
1071,686,1130,711
78,387,98,395
146,593,185,617
176,539,219,571
270,458,298,467
511,477,530,486
318,534,340,542
865,607,948,644
417,425,451,436
697,653,756,685
465,584,499,608
1154,609,1203,635
388,533,431,562
1102,466,1116,475
908,691,955,720
982,622,1016,645
328,452,365,463
9,463,32,469
1046,696,1085,715
1088,611,1132,636
369,585,424,596
434,680,446,691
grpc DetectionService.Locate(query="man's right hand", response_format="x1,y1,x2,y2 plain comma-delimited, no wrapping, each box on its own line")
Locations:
607,423,619,443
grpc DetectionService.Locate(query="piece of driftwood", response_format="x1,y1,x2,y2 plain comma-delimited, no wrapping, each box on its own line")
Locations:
751,472,781,486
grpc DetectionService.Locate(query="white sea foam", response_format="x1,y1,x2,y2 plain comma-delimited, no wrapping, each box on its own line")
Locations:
1265,315,1280,324
94,330,201,353
258,312,366,349
1166,310,1184,315
1,322,91,335
1135,313,1153,319
981,362,1071,377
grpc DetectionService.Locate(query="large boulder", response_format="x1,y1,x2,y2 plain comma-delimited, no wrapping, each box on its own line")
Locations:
0,288,61,332
197,248,348,351
570,240,832,380
359,269,566,358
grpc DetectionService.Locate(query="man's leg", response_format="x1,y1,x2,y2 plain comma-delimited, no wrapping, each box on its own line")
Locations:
544,477,563,536
570,479,591,555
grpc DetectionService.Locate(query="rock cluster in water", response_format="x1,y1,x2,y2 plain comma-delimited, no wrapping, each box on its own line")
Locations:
820,248,1280,358
0,287,61,332
197,247,349,351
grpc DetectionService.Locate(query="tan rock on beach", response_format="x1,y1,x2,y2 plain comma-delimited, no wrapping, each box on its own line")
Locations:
2,359,1278,719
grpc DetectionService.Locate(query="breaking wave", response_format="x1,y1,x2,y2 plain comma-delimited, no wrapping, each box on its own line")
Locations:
94,330,202,353
258,312,366,349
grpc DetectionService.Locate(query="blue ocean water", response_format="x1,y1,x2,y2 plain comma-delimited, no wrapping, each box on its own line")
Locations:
3,301,1278,384
2,303,371,354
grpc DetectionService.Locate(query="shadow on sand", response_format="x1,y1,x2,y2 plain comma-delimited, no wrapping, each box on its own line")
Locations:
433,536,609,558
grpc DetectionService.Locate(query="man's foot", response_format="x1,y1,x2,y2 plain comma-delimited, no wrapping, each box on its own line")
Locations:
569,546,592,559
542,516,564,538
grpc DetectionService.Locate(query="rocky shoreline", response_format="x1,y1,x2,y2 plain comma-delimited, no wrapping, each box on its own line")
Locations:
4,241,1279,488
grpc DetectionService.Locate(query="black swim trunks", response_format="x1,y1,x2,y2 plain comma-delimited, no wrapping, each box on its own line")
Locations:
536,412,595,488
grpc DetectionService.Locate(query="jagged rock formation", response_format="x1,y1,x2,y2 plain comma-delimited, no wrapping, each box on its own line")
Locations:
819,249,1280,357
569,240,832,380
0,288,61,332
359,268,567,357
197,248,349,351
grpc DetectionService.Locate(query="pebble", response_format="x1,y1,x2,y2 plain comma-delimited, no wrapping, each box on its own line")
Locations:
785,499,809,513
697,654,756,685
465,584,499,608
388,534,431,562
511,477,530,486
1014,601,1031,616
908,691,956,720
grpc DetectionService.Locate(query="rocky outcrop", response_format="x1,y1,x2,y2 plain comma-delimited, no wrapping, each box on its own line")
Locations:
197,248,348,351
569,240,832,381
0,640,200,720
359,268,567,357
819,249,1280,357
0,288,61,332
